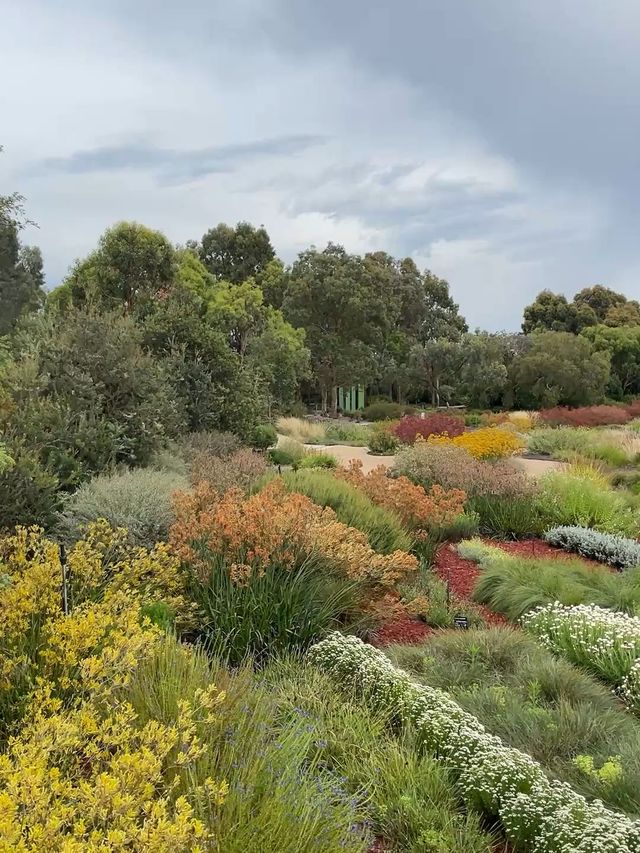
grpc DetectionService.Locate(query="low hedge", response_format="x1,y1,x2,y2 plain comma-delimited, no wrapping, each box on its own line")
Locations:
544,525,640,570
309,632,640,852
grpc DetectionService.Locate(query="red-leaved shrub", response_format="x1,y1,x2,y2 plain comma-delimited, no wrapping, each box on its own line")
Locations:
624,400,640,418
393,414,465,444
539,405,631,427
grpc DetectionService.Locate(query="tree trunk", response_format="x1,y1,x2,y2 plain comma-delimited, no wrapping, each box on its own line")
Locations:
321,385,328,412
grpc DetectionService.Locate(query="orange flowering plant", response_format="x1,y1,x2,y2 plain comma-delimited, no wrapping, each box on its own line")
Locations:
170,479,418,591
335,460,466,533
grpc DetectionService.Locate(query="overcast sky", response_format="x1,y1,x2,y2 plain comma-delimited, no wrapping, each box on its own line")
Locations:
2,0,639,330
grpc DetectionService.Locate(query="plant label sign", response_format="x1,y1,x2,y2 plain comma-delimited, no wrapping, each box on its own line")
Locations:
454,615,469,630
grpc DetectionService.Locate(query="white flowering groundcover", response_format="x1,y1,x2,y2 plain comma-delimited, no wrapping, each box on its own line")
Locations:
309,632,640,853
522,602,640,712
543,525,640,570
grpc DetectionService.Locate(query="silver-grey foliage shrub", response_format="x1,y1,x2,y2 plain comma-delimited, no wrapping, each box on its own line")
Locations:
543,525,640,570
60,467,190,547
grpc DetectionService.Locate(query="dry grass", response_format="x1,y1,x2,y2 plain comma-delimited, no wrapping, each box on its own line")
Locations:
276,417,326,443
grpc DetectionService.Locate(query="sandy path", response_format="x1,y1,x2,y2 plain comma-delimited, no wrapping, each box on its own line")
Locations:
306,443,395,473
306,443,563,478
510,456,564,477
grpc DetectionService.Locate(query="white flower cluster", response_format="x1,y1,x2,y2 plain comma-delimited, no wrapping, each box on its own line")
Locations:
522,602,640,706
543,525,640,569
622,659,640,713
309,632,640,853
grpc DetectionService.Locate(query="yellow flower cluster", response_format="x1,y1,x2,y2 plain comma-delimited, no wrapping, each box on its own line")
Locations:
427,427,524,459
0,523,228,851
0,687,227,852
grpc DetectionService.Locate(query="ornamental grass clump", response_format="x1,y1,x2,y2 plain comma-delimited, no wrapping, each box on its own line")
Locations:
278,468,412,553
522,602,640,710
309,632,640,852
393,413,464,445
537,469,636,535
544,525,640,569
335,460,466,534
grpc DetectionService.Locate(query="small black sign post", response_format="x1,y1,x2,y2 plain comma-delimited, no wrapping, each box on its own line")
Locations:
454,615,469,630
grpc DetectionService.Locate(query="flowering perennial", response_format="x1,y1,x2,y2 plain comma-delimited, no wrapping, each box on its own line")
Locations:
426,427,525,459
0,682,227,851
171,479,418,589
335,460,466,532
309,632,640,852
392,414,464,444
543,525,640,570
522,602,640,710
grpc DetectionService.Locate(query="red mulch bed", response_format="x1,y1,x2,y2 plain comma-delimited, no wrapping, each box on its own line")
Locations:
433,542,509,626
371,536,606,647
371,616,434,647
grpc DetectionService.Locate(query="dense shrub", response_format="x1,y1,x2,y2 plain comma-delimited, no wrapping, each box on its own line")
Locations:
188,447,268,494
540,405,631,427
394,441,533,499
335,460,466,534
181,429,241,460
1,308,182,489
251,423,277,450
0,441,61,530
544,525,640,569
362,401,411,421
60,467,190,547
368,423,400,454
171,479,417,591
322,422,372,446
277,469,412,554
297,451,338,469
393,414,464,444
268,437,306,467
428,428,524,459
310,633,640,853
469,494,545,538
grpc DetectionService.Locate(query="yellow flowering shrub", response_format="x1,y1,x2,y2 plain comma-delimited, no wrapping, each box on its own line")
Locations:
427,427,524,460
0,686,227,852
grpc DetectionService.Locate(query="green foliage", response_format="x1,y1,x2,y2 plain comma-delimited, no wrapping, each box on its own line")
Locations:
268,438,306,468
320,422,372,446
463,541,640,619
0,440,60,529
125,639,369,852
277,469,412,553
59,221,176,312
60,467,190,547
510,331,610,408
180,430,241,460
362,401,408,421
187,554,362,664
368,424,401,454
522,289,598,334
583,324,640,398
199,221,275,284
250,423,277,450
387,628,640,815
468,494,545,538
2,308,181,488
399,568,486,628
297,452,338,469
537,469,636,534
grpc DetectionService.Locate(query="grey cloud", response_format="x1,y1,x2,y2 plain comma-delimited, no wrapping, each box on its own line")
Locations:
35,135,327,184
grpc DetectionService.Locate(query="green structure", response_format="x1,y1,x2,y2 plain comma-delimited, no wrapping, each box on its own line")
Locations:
337,385,365,413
